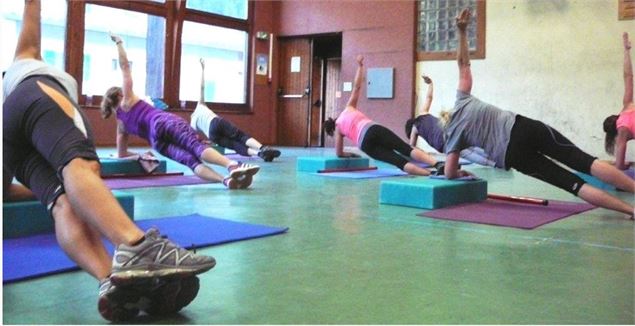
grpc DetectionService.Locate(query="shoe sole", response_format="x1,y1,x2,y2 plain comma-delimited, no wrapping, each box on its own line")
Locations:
144,276,200,316
229,165,260,179
110,261,215,287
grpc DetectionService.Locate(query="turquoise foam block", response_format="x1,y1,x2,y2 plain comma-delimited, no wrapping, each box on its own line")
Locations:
100,158,167,175
379,177,487,209
3,193,134,239
297,156,370,172
574,172,615,191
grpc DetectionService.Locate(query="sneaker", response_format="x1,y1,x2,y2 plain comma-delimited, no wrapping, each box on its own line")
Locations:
144,276,200,316
98,278,142,322
257,147,281,162
223,173,253,189
110,228,216,286
228,162,260,179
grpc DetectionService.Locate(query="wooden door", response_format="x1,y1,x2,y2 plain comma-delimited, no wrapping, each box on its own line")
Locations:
276,38,312,146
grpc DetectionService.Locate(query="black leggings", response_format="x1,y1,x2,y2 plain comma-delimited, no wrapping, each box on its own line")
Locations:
505,115,596,195
209,117,252,156
360,124,412,170
3,75,98,210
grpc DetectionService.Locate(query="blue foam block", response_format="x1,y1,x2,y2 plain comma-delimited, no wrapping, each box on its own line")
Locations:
100,158,167,175
3,193,135,239
573,172,615,191
297,156,370,172
379,177,487,209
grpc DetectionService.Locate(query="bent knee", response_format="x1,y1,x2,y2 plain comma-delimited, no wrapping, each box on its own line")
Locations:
62,158,101,177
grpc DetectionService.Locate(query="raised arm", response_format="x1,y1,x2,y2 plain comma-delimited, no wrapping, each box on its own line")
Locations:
14,0,42,61
456,9,472,94
419,75,434,115
623,32,633,110
110,33,139,107
199,58,206,104
346,55,364,109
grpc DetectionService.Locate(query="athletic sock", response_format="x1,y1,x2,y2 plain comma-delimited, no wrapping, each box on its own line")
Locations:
130,236,145,246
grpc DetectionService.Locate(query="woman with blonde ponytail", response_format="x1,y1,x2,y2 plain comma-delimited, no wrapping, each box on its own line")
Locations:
405,75,494,167
103,33,260,189
443,9,634,217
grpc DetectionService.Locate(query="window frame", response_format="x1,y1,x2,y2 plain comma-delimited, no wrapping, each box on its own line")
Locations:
416,0,486,61
65,0,254,113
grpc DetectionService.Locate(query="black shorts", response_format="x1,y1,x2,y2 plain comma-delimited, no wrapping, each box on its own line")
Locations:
209,117,252,156
3,75,98,211
505,115,596,195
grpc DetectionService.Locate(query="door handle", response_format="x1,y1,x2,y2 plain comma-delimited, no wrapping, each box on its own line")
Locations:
279,94,304,98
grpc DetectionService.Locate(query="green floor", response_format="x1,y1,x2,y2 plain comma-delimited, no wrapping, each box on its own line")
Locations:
3,147,634,324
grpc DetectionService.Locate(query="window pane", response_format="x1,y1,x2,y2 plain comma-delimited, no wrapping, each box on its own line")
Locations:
186,0,247,20
1,0,67,71
83,5,165,98
180,21,247,104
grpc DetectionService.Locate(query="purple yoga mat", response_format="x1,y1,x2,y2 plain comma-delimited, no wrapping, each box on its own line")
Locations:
225,153,263,162
418,199,595,229
104,175,214,190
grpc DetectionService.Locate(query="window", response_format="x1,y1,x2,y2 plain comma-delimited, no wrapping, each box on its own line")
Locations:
83,5,165,98
180,22,247,104
416,0,485,61
0,0,67,71
619,0,635,20
186,0,247,20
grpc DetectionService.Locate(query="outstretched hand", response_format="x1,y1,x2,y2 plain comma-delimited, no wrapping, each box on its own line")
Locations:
109,32,123,44
356,54,364,66
455,8,471,31
200,58,205,67
422,75,432,84
624,32,631,50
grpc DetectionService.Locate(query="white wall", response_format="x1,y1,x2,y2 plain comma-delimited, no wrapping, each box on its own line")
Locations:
417,0,635,159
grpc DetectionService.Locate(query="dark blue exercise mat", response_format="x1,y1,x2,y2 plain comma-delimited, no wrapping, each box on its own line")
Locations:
3,214,289,283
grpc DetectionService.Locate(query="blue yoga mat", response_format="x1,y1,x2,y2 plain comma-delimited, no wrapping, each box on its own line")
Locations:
3,214,288,283
314,168,408,179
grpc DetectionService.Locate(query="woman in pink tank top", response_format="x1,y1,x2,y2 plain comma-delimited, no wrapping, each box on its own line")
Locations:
323,55,460,176
604,32,635,170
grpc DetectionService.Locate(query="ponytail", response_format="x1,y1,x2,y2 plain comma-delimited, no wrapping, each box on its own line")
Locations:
603,114,619,155
100,86,122,119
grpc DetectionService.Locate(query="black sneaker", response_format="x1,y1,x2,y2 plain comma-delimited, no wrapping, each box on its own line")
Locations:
98,278,142,322
110,228,216,286
144,276,200,316
258,147,281,162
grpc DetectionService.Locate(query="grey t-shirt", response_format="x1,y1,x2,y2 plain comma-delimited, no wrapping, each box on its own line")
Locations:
444,90,516,169
3,59,79,103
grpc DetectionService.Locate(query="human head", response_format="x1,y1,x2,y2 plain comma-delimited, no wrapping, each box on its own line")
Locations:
405,118,415,137
101,86,122,119
324,117,336,137
603,114,619,155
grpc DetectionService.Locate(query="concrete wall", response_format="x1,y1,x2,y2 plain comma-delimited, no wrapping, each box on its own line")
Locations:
417,0,635,158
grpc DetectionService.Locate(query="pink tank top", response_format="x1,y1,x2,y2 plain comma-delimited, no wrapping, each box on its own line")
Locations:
335,108,373,146
617,109,635,136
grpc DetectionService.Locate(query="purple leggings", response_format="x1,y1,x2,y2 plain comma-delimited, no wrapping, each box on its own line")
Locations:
149,115,210,170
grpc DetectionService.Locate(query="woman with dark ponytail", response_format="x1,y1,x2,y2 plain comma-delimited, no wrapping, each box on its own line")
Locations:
603,32,634,170
323,55,454,176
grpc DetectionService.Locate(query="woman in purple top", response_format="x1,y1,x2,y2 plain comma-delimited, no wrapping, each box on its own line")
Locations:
101,34,258,189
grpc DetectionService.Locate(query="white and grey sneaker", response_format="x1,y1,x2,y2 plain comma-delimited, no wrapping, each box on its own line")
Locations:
110,228,216,286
